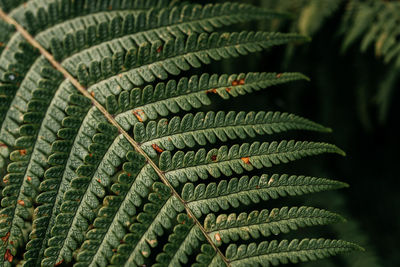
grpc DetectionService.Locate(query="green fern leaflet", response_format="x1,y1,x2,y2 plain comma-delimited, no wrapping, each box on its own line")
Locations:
0,0,362,266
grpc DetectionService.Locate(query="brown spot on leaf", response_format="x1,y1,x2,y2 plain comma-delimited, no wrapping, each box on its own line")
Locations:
231,80,238,86
276,73,282,78
4,249,13,262
157,45,163,53
17,200,25,206
133,109,144,122
152,144,164,153
239,78,245,85
55,259,64,266
19,149,27,156
211,155,217,162
241,157,250,164
141,251,149,257
215,233,221,242
1,232,10,242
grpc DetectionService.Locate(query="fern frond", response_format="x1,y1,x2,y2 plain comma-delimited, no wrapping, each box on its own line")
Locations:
73,31,308,89
113,72,308,130
0,1,361,266
192,244,226,267
41,123,126,266
154,213,204,267
204,207,345,246
226,238,363,267
110,182,185,267
161,141,344,186
298,0,343,36
23,94,103,266
341,0,400,67
74,152,150,267
136,110,330,157
0,0,174,172
182,174,348,218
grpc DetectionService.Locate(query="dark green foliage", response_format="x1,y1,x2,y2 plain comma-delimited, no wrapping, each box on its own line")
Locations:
0,1,361,267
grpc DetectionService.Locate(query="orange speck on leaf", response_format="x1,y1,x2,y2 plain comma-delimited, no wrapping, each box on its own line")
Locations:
27,176,32,182
118,74,123,78
107,5,113,10
55,259,64,266
241,157,250,164
157,45,163,53
152,144,164,153
225,87,231,92
97,178,101,183
4,249,13,262
215,233,221,242
90,91,95,97
276,73,282,78
239,78,245,85
206,88,217,94
0,143,7,147
1,232,10,242
112,248,117,252
141,251,149,257
231,80,238,86
19,149,27,156
18,200,25,206
133,109,144,122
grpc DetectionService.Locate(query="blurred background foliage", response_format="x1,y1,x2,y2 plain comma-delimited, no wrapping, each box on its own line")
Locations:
197,0,399,266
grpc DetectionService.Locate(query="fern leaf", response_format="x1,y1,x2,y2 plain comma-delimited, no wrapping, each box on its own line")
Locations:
113,72,308,130
22,94,104,267
136,110,330,157
41,123,126,266
161,141,344,186
182,174,348,218
110,182,185,267
73,31,308,90
192,244,226,267
205,207,345,246
0,1,361,266
154,213,204,267
75,154,154,267
226,238,363,267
